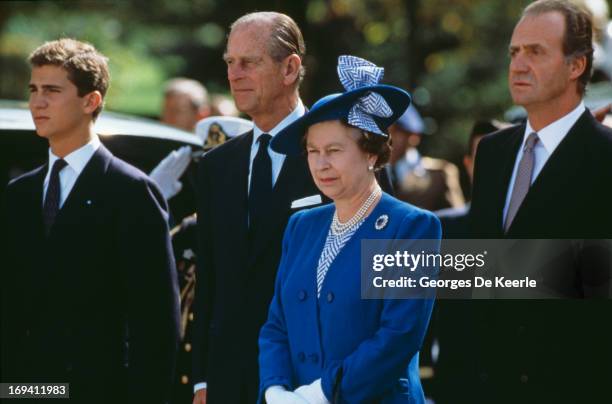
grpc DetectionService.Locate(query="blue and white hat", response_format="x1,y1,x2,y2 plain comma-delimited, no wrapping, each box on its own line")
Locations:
271,55,411,155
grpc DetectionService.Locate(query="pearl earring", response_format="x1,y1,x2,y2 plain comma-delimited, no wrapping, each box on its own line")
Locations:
368,165,374,171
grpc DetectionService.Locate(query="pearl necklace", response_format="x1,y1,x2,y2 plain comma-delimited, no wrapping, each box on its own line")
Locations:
331,186,381,236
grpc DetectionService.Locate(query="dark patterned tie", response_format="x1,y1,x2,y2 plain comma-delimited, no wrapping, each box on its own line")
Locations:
504,132,539,232
248,134,272,229
43,158,68,234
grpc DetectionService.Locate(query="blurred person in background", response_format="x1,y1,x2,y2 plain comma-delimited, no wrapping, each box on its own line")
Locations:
388,104,465,211
197,116,253,150
161,77,211,132
151,78,212,206
574,0,612,80
210,93,240,117
150,145,193,203
592,103,612,121
151,85,247,206
435,119,508,238
426,119,507,404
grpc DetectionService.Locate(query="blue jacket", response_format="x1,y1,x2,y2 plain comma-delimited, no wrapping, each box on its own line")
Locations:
259,193,441,403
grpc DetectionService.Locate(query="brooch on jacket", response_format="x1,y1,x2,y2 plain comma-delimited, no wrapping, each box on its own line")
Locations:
375,214,389,230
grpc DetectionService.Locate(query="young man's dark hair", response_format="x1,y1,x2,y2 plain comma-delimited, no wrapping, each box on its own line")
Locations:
29,38,110,118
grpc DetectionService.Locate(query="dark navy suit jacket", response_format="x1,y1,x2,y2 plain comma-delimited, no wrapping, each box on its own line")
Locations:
1,144,180,404
192,130,323,404
467,111,612,403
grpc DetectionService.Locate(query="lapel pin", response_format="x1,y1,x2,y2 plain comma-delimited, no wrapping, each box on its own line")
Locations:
375,214,388,230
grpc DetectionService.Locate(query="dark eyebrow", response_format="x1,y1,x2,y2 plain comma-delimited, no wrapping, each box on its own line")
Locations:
307,142,344,148
223,55,263,64
509,43,544,53
525,44,544,52
29,84,63,91
43,84,63,90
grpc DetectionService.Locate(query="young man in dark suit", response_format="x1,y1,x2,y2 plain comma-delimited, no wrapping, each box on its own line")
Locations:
191,12,324,404
0,39,180,403
469,1,612,402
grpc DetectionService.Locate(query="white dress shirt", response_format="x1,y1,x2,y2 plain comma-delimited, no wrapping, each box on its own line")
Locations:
43,135,101,208
193,100,306,395
502,102,585,223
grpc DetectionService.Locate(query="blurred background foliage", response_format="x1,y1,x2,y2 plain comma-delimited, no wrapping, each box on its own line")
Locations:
1,0,610,169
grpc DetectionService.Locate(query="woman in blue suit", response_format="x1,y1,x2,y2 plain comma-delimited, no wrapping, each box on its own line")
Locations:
259,56,441,404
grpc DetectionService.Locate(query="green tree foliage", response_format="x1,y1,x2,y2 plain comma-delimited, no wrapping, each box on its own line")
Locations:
1,0,608,162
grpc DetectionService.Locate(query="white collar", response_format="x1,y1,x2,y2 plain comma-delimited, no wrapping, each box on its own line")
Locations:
524,101,585,154
48,135,101,175
253,100,306,142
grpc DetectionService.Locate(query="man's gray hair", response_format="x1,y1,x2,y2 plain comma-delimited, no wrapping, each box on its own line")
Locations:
230,11,306,86
522,0,594,95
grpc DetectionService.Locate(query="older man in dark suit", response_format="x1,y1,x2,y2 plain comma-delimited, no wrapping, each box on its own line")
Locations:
469,1,612,403
191,12,323,404
0,39,180,404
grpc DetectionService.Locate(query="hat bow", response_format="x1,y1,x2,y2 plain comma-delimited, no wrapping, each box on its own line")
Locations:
337,55,393,135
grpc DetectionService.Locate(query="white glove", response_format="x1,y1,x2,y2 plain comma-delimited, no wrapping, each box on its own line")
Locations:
265,385,309,404
294,379,329,404
150,146,192,200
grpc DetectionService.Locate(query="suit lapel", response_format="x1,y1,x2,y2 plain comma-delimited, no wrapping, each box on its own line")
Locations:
273,153,309,209
49,144,112,239
495,125,524,234
22,166,49,313
506,111,590,235
30,165,47,239
219,132,252,255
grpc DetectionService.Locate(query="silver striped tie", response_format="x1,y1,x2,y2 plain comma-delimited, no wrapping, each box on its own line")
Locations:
504,132,539,232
